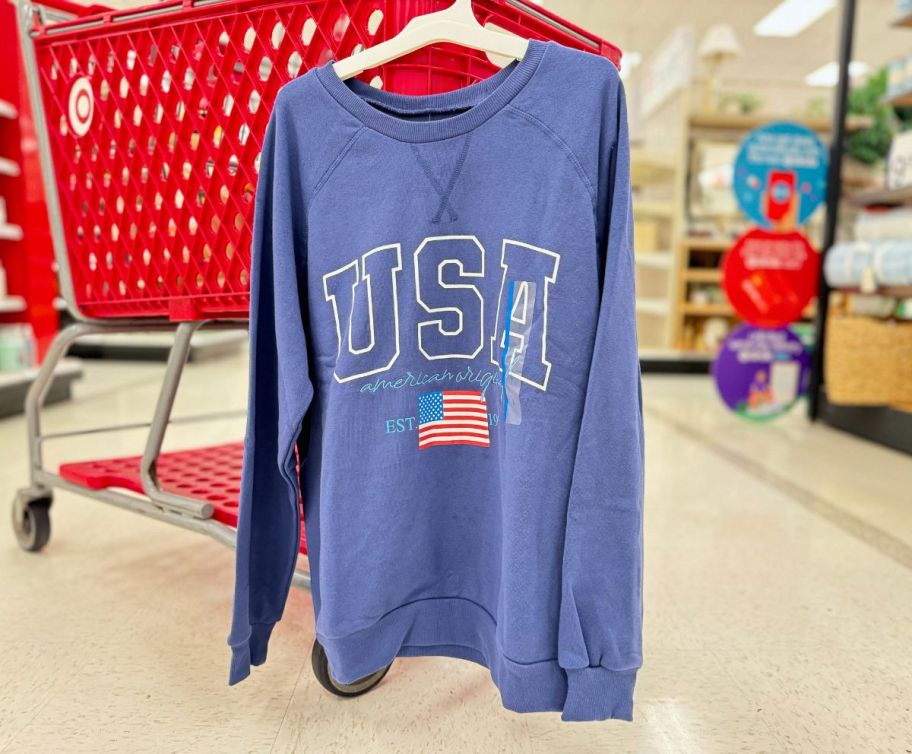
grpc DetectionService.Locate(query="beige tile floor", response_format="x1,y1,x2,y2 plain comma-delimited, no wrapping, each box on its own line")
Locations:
1,349,911,753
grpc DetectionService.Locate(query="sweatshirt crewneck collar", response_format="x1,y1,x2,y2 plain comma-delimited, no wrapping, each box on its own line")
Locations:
315,40,548,143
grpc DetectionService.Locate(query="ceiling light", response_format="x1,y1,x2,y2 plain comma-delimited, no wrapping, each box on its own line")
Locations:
804,60,868,87
754,0,836,37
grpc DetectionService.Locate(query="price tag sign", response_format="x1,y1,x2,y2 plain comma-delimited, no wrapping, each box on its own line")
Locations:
886,130,912,190
733,122,827,229
721,228,819,327
712,325,811,421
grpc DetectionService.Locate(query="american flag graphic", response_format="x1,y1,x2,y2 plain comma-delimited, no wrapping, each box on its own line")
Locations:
417,390,491,450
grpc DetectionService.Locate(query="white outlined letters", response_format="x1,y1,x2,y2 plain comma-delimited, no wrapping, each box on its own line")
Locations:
323,243,403,383
414,235,485,360
489,240,560,391
323,237,560,390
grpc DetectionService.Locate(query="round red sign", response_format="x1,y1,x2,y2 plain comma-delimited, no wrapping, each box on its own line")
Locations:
721,229,818,327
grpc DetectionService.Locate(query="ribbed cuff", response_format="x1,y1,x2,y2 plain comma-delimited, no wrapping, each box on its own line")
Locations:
228,622,276,685
561,667,637,722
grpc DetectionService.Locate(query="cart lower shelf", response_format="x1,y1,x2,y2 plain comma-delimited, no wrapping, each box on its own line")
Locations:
59,442,307,553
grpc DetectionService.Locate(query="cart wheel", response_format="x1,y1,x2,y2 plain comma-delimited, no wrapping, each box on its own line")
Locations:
311,639,391,698
11,494,52,553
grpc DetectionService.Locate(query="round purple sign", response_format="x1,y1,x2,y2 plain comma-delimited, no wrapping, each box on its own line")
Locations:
712,324,811,421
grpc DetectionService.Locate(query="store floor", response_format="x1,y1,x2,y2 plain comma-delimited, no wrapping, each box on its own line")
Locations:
1,350,911,753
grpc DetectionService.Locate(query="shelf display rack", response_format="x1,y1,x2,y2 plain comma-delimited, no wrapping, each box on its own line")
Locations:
809,0,912,456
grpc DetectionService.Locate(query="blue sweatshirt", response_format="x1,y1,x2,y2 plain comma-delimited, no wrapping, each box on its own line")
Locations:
228,39,644,722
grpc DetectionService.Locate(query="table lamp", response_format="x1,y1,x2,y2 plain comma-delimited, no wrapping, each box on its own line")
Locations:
699,24,742,112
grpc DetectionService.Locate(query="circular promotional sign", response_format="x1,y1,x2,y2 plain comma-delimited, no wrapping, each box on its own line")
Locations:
712,324,810,421
733,122,827,229
721,228,819,327
68,77,94,137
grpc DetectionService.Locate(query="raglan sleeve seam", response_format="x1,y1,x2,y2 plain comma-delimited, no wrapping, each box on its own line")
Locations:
506,103,596,206
310,126,367,202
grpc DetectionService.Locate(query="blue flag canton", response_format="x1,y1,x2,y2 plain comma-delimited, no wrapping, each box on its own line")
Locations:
417,391,445,425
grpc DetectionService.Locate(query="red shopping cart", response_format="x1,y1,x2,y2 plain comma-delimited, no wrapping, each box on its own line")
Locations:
11,0,620,696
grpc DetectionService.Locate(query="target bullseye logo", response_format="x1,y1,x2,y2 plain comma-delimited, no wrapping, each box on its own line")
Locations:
68,77,94,137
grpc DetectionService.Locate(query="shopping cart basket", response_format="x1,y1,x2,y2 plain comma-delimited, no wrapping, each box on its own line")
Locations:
11,0,621,695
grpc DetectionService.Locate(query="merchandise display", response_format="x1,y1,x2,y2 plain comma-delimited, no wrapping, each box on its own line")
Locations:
809,0,912,454
2,0,912,750
824,239,912,288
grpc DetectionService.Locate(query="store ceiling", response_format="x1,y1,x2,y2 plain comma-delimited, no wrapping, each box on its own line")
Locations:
548,0,909,89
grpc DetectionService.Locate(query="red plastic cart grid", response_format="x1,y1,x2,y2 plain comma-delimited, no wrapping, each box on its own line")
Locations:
12,0,620,593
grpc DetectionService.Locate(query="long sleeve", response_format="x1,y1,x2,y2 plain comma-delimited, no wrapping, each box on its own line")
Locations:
558,79,644,722
228,94,314,685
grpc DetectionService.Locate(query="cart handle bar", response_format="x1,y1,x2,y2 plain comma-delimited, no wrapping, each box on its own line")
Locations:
36,0,110,17
24,0,603,55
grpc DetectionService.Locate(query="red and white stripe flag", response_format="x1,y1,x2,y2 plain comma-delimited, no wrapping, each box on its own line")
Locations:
417,390,490,449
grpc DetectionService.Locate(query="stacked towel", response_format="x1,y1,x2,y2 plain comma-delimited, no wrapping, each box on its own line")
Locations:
825,240,912,290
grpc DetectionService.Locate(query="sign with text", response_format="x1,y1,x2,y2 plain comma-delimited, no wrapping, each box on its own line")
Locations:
886,130,912,189
732,122,827,229
721,228,819,327
712,325,811,421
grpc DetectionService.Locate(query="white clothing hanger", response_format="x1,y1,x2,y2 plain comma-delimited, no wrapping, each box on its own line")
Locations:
332,0,529,81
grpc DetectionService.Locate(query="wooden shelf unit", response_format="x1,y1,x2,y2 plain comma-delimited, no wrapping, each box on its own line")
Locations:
808,5,912,456
634,198,675,219
680,301,734,316
635,251,674,269
684,268,723,283
847,184,912,207
688,112,872,142
838,285,912,298
636,297,672,316
630,150,677,188
682,236,733,252
674,235,738,351
629,79,692,355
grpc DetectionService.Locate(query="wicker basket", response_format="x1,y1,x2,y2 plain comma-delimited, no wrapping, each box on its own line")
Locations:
825,314,912,405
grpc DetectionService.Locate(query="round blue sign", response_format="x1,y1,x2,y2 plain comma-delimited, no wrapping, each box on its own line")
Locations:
732,122,827,229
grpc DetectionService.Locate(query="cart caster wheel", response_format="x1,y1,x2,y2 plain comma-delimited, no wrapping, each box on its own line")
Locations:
311,639,391,698
11,494,52,553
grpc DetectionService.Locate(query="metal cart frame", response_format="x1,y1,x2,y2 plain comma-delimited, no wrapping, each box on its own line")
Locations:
11,0,320,584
